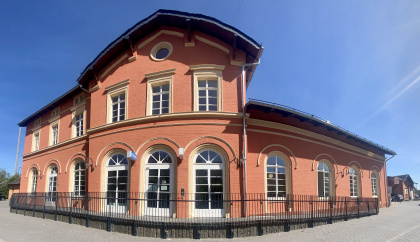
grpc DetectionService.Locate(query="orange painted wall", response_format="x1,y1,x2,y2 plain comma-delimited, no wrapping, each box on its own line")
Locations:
19,24,388,217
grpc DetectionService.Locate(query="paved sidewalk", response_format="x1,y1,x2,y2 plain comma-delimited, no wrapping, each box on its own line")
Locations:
1,200,419,241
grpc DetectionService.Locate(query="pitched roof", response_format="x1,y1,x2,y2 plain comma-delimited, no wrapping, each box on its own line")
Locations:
9,177,20,185
18,9,263,127
247,99,396,156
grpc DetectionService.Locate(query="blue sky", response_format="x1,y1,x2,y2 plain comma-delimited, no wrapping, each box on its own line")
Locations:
1,1,419,188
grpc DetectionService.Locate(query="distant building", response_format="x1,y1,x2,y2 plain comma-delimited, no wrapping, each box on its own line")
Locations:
16,9,395,220
8,177,20,199
387,174,415,200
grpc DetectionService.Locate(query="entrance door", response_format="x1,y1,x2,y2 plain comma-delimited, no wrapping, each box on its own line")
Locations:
47,166,58,205
106,153,129,213
145,151,173,217
194,150,224,217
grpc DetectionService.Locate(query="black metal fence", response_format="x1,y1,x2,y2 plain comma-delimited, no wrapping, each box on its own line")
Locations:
9,193,378,239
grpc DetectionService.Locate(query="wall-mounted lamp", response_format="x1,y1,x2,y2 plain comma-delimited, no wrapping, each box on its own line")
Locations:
85,158,94,172
178,148,184,160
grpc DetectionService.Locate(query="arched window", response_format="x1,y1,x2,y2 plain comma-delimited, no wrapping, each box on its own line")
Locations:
318,162,330,197
194,149,224,217
371,172,378,197
145,150,173,216
74,161,86,196
106,153,129,213
349,167,358,197
266,155,287,198
47,166,58,202
31,169,37,193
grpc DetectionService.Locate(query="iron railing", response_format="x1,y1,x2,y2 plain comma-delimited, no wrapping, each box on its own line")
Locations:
9,192,378,238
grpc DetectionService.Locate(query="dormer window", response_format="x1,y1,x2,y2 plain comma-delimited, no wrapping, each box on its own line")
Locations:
74,94,85,106
51,108,60,119
34,118,41,128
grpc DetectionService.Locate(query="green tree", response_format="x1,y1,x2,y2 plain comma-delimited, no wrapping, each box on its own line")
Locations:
0,168,20,197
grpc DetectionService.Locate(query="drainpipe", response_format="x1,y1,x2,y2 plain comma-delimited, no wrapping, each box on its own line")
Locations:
241,59,260,214
384,155,395,207
79,85,91,93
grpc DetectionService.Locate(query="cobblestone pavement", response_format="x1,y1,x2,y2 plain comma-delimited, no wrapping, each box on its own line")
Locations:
1,200,419,241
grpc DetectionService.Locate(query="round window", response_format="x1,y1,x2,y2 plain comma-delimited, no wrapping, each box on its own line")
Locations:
150,42,173,61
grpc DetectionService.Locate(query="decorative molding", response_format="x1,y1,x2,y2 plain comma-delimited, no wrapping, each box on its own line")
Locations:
247,119,385,162
95,142,135,167
184,136,238,161
145,69,176,79
87,112,244,135
128,55,137,62
257,144,297,168
248,128,384,165
138,30,184,50
70,101,86,112
347,161,364,177
65,153,88,173
190,64,225,71
312,153,339,174
42,159,62,176
25,163,41,178
230,61,245,66
104,79,130,92
100,53,128,79
23,135,88,159
89,85,100,92
135,137,181,156
185,42,195,47
195,35,229,54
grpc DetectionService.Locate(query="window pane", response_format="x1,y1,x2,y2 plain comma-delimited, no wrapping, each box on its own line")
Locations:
198,81,206,87
207,81,217,88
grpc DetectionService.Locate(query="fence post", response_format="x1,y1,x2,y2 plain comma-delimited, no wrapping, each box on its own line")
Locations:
357,197,360,219
328,200,332,224
309,198,314,228
43,193,46,219
69,193,73,224
86,197,90,228
33,193,36,217
344,197,347,221
24,193,28,216
9,195,13,213
367,200,370,216
55,193,58,221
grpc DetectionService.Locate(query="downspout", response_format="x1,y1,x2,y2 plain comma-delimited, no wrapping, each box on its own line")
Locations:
384,154,395,207
241,59,260,214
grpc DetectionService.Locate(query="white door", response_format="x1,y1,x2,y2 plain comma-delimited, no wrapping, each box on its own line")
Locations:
194,150,224,217
47,166,58,205
145,151,173,217
106,153,129,213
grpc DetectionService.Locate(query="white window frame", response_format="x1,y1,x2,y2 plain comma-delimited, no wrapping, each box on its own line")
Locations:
106,153,130,214
74,161,86,196
318,162,331,198
145,69,175,116
71,104,85,138
371,172,378,197
145,150,174,217
349,167,359,198
266,154,288,200
32,131,40,152
105,79,129,124
193,149,225,217
51,107,60,119
190,64,224,112
30,169,37,193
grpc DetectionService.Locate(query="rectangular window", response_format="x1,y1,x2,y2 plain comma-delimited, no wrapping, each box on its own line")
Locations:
34,133,40,151
198,80,218,111
191,64,224,112
152,84,170,115
75,113,84,137
52,125,58,145
111,93,125,122
145,69,174,116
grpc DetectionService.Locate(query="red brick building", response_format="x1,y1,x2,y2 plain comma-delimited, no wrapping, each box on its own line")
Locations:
387,174,415,200
17,10,395,219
